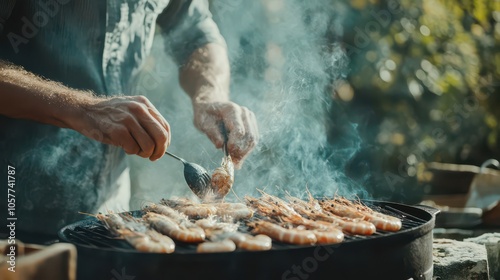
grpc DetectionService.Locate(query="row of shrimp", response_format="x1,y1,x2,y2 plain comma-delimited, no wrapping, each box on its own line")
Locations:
245,192,344,245
195,215,272,252
244,191,402,246
96,211,175,253
141,202,271,253
160,197,253,220
318,196,402,231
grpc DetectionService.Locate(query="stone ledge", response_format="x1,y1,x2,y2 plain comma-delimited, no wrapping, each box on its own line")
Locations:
433,238,489,280
465,233,500,280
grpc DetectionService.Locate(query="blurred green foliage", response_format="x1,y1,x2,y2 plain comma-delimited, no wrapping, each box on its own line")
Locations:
324,0,500,201
334,0,500,175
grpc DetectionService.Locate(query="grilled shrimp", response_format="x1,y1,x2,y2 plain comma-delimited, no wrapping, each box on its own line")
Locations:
118,229,175,253
96,212,127,235
195,216,239,238
142,202,188,222
311,229,344,244
176,204,218,219
212,202,254,220
210,155,234,199
248,221,317,245
143,212,205,243
325,198,402,231
287,195,376,235
160,197,194,208
197,239,236,253
160,199,218,219
318,199,365,219
226,232,272,251
246,196,303,223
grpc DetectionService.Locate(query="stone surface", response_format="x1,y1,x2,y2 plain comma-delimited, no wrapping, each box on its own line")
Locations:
433,238,489,280
465,233,500,280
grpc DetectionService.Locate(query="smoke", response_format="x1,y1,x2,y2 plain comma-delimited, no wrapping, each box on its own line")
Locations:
129,0,367,208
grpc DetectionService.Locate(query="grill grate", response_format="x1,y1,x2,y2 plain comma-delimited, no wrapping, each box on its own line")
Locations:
61,201,429,253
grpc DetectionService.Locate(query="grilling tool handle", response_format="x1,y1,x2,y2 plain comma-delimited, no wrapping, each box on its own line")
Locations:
219,122,229,156
165,151,185,163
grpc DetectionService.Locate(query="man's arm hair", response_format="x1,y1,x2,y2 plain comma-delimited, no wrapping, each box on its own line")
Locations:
0,60,172,161
0,60,94,128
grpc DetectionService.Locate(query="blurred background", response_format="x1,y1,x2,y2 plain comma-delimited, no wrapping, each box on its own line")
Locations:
127,0,500,215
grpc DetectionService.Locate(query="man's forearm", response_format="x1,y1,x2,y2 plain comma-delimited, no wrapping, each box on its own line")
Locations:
179,43,231,104
0,60,93,128
178,43,259,167
0,60,171,160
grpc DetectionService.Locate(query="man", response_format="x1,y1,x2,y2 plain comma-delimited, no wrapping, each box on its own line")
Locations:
0,0,258,240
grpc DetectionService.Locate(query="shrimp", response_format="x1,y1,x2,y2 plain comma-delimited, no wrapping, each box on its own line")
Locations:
253,193,344,238
176,204,218,219
117,229,175,253
318,199,365,219
252,191,339,230
311,229,344,244
195,216,239,238
246,196,303,223
96,212,176,253
142,202,187,222
226,232,272,251
212,202,254,220
248,221,317,245
195,216,272,251
160,197,194,208
326,197,402,231
143,212,205,243
210,155,234,199
96,212,127,235
197,239,236,253
160,199,217,219
287,195,376,235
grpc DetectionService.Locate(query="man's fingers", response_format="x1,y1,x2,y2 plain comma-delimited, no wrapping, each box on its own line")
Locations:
137,115,169,161
126,116,156,158
117,129,141,156
224,105,247,159
125,98,169,161
135,95,171,143
197,117,224,148
147,108,171,147
231,107,259,168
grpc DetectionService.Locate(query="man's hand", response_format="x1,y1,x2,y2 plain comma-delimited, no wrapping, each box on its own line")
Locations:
73,96,171,161
193,100,258,169
179,43,259,168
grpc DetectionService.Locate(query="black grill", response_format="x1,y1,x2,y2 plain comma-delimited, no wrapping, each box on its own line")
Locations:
60,201,428,253
58,200,438,280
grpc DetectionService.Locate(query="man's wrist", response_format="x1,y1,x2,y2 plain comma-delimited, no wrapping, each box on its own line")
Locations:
190,86,229,105
52,90,99,130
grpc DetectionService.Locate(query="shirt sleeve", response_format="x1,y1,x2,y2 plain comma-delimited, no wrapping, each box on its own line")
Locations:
156,0,226,66
0,0,17,36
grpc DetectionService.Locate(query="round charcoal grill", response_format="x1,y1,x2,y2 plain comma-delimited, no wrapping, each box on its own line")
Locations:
58,201,439,280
